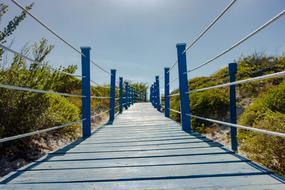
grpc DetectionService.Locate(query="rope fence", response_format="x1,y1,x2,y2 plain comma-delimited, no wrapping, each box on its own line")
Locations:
0,120,84,143
150,5,285,154
186,10,285,73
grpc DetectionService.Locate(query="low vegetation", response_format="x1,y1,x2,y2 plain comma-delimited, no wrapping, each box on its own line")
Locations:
168,53,285,176
0,2,147,176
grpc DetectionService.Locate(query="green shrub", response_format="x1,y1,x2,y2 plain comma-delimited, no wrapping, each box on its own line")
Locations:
190,89,229,132
0,39,83,158
41,94,81,139
238,81,285,176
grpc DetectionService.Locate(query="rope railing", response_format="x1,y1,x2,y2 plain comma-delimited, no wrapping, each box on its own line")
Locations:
168,93,180,97
90,79,110,89
186,10,285,73
0,44,84,78
167,0,237,73
186,70,285,94
183,0,237,54
150,5,285,156
168,77,178,87
10,0,111,76
0,1,143,147
0,83,85,98
0,119,84,143
169,108,181,114
188,114,285,138
91,96,110,99
92,109,110,118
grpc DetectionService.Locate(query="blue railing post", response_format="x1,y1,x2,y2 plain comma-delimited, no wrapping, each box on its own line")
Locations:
131,88,134,105
150,85,153,105
140,91,142,102
153,82,157,108
109,69,116,123
119,77,123,114
81,47,91,138
125,82,129,109
229,62,238,152
155,76,161,111
176,43,191,131
164,68,170,118
132,88,134,105
150,86,152,104
132,88,135,104
144,91,147,102
153,83,156,107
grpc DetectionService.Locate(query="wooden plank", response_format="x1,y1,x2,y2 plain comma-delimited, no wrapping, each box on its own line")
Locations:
0,103,284,190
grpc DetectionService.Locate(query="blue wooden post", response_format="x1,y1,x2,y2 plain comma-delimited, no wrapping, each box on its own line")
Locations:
145,91,147,102
132,88,134,104
125,82,129,109
153,83,157,108
156,76,161,112
164,68,170,118
109,69,116,122
130,88,133,105
140,91,142,102
131,88,133,105
119,77,123,113
176,43,191,131
152,83,156,107
150,85,153,105
81,47,91,138
229,63,238,152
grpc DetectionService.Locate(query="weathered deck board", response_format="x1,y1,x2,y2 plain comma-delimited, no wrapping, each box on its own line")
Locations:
0,103,284,189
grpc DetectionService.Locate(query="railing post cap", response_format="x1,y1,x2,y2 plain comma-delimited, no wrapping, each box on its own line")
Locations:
80,47,91,50
228,62,237,74
176,43,186,47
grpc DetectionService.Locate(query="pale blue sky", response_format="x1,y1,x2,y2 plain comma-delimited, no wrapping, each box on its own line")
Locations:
1,0,285,91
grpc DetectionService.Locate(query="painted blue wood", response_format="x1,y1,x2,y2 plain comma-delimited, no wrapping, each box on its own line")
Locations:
150,85,153,105
125,82,129,109
164,67,170,118
155,76,161,112
1,103,284,190
151,84,154,107
119,77,123,114
176,43,191,131
152,84,155,106
81,47,91,138
154,82,157,109
131,88,134,105
229,63,238,152
109,70,116,122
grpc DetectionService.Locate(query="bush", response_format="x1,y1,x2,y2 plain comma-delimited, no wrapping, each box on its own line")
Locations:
238,81,285,176
0,39,82,158
190,89,229,132
40,94,81,138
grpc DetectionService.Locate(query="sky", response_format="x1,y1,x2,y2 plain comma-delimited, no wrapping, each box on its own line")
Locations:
1,0,285,92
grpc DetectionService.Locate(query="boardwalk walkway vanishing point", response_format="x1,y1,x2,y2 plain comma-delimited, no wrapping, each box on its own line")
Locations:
0,103,284,190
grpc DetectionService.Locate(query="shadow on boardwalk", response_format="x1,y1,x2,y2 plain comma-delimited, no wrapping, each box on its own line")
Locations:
0,103,284,190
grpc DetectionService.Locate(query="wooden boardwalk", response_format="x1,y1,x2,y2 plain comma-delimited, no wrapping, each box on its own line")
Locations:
0,103,284,189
